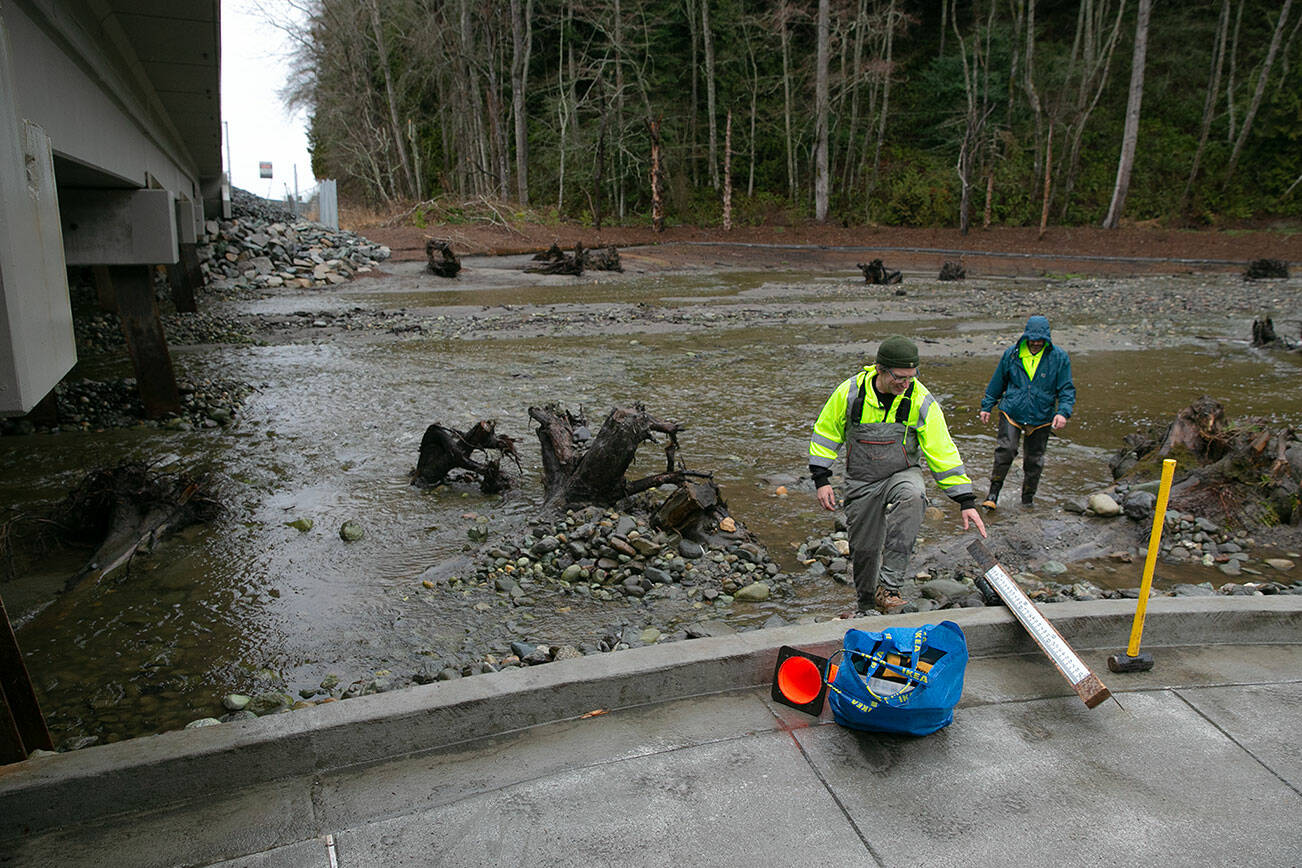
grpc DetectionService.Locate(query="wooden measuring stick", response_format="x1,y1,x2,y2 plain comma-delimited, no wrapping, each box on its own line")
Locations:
969,539,1112,709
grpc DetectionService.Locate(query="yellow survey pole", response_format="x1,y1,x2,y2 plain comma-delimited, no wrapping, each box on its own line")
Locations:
1126,459,1177,657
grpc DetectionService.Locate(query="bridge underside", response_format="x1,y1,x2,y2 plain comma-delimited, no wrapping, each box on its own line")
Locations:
0,0,223,417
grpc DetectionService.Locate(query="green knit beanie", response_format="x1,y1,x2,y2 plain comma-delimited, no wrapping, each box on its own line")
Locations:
875,335,919,369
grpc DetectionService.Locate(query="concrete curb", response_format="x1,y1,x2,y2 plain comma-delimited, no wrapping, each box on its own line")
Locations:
2,596,1299,838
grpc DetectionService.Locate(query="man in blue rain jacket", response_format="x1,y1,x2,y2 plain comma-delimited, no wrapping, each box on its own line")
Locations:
978,315,1075,509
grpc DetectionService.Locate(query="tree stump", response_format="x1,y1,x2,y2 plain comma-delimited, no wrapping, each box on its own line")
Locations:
414,420,519,493
938,260,966,280
857,259,902,284
1244,259,1289,280
583,245,623,272
1251,315,1299,351
1158,396,1227,461
425,238,461,278
528,403,716,510
525,243,584,275
652,478,726,539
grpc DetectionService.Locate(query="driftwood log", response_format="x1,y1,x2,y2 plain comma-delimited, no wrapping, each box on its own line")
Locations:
414,420,519,493
528,404,722,531
425,238,461,278
857,259,902,285
0,462,220,588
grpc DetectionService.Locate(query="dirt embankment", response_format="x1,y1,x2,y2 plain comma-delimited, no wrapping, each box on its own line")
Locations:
358,221,1302,277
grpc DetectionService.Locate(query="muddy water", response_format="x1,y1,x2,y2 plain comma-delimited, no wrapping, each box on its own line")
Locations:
3,260,1301,744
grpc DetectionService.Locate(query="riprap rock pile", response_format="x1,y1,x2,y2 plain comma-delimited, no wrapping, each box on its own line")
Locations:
197,188,391,293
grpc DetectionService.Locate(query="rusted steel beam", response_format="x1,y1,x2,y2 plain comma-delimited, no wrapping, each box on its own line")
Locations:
0,592,52,762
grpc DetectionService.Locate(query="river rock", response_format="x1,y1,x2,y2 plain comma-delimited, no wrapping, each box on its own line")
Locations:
248,692,294,715
644,566,672,585
1122,491,1156,520
219,710,257,723
1088,493,1122,517
339,520,365,541
1171,583,1217,597
921,577,969,601
185,717,222,729
685,620,736,638
1265,558,1295,572
734,581,771,602
1217,560,1243,577
679,539,705,559
221,693,251,711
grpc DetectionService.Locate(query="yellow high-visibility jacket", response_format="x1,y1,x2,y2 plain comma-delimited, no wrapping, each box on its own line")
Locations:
809,365,974,501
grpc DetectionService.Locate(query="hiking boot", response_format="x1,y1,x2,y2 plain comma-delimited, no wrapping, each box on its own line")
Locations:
981,499,998,511
874,585,906,614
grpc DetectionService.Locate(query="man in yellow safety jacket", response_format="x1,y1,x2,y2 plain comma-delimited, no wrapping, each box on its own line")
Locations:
809,335,987,615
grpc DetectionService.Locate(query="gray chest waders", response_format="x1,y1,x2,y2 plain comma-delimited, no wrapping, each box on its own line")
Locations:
842,377,927,609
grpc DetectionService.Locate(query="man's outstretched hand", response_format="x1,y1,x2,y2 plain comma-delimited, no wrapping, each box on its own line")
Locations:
961,507,988,538
816,484,838,511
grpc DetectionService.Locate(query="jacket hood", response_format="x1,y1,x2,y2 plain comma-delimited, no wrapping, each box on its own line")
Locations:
1022,315,1051,342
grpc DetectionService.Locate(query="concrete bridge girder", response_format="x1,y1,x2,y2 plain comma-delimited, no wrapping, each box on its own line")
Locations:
0,0,223,417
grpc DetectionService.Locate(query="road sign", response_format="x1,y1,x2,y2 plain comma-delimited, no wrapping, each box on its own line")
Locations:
259,161,272,179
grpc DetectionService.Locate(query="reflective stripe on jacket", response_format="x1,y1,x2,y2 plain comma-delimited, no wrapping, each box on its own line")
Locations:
980,340,1075,427
809,365,974,500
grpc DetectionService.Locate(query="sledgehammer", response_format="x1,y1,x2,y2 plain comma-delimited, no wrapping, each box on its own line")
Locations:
1108,458,1177,674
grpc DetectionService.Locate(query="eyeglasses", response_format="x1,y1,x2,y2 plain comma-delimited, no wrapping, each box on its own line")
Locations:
881,368,917,384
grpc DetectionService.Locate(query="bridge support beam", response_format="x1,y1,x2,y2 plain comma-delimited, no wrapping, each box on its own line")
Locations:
0,11,75,416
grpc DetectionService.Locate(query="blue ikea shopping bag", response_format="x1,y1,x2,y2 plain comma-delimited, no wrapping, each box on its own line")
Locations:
826,621,968,736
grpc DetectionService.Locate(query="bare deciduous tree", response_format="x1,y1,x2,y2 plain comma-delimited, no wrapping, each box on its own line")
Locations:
1103,0,1152,229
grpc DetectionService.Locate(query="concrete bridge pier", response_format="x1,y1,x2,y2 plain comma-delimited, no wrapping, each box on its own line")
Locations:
0,1,224,422
60,188,185,418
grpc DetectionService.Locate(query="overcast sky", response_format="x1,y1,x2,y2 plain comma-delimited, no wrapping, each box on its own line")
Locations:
220,0,317,198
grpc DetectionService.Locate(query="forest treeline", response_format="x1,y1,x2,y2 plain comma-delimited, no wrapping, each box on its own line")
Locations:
284,0,1302,228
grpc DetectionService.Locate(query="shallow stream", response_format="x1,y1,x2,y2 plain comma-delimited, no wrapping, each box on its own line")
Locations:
2,257,1300,744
